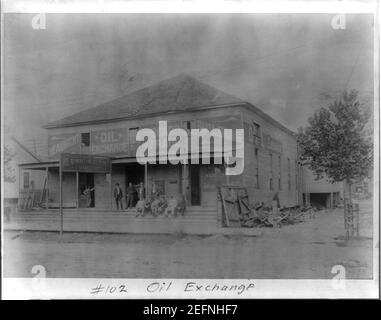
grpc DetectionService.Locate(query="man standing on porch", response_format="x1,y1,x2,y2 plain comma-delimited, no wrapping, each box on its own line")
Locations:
126,182,137,209
113,183,123,211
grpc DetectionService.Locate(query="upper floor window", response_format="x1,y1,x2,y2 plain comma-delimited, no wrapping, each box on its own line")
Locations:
287,158,291,190
269,153,273,174
253,122,262,145
253,122,261,137
255,168,259,189
129,128,139,145
254,148,259,189
81,132,90,147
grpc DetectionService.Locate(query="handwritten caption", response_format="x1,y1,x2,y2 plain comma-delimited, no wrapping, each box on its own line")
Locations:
90,281,255,296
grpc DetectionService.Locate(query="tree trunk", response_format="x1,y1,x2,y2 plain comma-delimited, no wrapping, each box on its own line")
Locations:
344,179,354,241
348,180,353,205
344,179,352,203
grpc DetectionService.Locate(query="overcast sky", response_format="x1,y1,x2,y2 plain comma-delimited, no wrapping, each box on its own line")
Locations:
4,13,374,144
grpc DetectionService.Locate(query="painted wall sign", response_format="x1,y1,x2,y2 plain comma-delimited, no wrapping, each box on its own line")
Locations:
49,133,81,158
91,128,128,154
49,114,243,159
61,153,112,173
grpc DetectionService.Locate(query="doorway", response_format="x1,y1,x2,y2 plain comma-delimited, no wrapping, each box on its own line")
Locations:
125,163,145,187
125,163,145,207
78,173,95,208
189,164,201,206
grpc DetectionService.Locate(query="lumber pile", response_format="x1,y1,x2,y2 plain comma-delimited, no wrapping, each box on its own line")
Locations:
18,189,43,211
218,185,250,227
242,205,316,228
218,185,316,228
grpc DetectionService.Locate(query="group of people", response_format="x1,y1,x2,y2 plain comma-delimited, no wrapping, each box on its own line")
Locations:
136,193,186,218
113,182,145,211
113,182,186,217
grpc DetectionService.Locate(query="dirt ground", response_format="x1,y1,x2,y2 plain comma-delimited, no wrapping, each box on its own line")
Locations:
3,200,375,279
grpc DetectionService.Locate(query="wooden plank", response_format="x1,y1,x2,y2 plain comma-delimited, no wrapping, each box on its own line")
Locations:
220,189,230,227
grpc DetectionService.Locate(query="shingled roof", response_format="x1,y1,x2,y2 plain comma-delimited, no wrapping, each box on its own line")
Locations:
44,74,245,128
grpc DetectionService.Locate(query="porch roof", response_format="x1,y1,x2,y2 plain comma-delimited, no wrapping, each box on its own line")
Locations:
19,161,60,170
19,152,229,169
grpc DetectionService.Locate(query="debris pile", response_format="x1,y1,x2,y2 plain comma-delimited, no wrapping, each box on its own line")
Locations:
241,204,316,228
218,185,317,228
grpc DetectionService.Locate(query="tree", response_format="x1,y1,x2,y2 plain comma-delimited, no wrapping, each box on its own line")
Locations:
297,90,373,205
4,145,16,183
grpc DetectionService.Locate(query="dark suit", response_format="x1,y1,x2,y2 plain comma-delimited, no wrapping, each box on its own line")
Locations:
113,186,123,210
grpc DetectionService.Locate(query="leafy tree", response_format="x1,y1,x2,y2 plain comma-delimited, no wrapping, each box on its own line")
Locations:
297,90,372,204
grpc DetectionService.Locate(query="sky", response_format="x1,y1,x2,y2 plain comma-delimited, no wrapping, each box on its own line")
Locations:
4,13,374,151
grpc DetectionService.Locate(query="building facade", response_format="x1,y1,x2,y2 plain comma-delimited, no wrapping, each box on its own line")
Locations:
19,74,303,212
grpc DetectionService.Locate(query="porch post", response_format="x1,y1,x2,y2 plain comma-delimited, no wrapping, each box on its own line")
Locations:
109,167,113,210
19,166,22,210
59,166,63,235
144,162,148,200
182,161,186,200
76,171,79,208
46,167,49,210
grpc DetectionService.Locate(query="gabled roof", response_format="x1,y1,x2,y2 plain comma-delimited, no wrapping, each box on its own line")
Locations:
44,74,245,129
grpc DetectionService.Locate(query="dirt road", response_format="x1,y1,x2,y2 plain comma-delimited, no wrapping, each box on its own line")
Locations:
3,204,374,279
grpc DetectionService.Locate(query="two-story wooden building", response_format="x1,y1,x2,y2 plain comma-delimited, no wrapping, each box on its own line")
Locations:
19,74,303,214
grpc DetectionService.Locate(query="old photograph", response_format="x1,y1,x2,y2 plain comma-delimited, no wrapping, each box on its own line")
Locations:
1,2,379,300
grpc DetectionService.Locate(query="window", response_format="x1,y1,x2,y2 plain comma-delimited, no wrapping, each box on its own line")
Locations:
253,122,261,137
278,155,282,190
295,160,298,190
129,127,138,141
270,153,273,170
269,153,273,190
23,172,30,189
287,158,291,190
255,168,259,189
254,148,259,188
253,122,262,145
81,132,90,147
269,153,273,175
129,128,139,149
182,121,192,132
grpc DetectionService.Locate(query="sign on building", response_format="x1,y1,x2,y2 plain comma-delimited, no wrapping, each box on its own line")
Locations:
49,133,81,158
60,153,112,173
91,128,128,155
